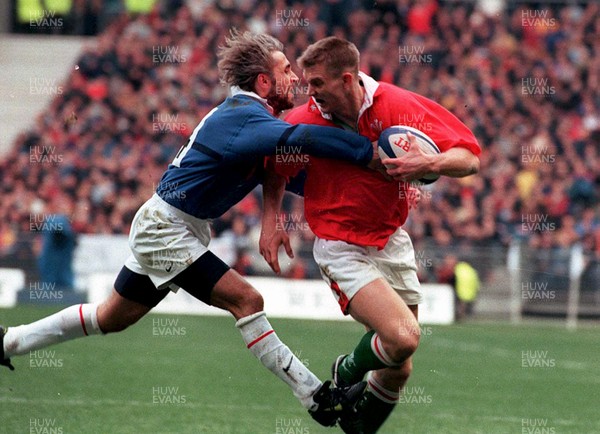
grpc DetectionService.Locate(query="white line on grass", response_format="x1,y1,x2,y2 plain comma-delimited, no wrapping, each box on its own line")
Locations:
431,337,599,372
0,395,273,412
429,411,582,428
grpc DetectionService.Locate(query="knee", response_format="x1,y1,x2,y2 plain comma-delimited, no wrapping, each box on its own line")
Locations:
97,314,132,334
400,330,420,358
97,302,143,334
240,288,264,317
101,321,129,334
230,284,264,319
384,323,420,363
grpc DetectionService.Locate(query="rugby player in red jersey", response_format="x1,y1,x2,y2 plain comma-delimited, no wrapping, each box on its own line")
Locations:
260,37,481,433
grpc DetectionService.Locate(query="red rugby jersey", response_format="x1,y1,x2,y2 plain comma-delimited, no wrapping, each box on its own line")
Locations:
274,73,481,249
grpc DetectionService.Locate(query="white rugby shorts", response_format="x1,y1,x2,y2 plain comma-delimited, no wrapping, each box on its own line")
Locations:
313,227,423,313
125,194,212,290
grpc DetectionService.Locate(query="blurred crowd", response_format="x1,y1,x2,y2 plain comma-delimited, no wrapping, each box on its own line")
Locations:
2,0,599,283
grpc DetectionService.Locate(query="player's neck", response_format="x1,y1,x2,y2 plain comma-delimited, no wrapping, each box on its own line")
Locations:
334,85,364,130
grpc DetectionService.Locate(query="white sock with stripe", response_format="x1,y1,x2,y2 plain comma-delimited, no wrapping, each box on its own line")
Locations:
366,371,400,404
236,311,321,410
3,304,102,358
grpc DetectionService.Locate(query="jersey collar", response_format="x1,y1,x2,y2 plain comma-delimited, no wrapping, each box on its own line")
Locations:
357,72,379,119
309,71,380,122
230,86,274,114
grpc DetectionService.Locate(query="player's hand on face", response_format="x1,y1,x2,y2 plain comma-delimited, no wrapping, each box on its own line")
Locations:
259,224,294,275
382,133,433,182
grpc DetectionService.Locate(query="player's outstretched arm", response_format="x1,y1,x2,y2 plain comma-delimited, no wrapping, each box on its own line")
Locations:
259,170,293,275
288,124,374,164
240,112,374,165
382,133,479,182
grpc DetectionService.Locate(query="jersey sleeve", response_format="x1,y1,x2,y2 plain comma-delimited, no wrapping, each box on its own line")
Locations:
386,86,481,156
417,96,481,155
235,109,373,164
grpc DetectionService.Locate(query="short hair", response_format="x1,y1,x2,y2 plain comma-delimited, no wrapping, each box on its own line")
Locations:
217,29,284,92
297,37,360,77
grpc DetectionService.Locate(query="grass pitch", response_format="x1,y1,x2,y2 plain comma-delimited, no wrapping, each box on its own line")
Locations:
1,305,598,434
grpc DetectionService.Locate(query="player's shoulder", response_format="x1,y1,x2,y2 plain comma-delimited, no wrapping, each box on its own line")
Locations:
374,82,446,116
284,100,330,125
283,104,308,123
375,81,422,102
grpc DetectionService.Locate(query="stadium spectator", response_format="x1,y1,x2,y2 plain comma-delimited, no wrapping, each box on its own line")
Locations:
437,255,481,321
2,0,598,292
35,195,78,292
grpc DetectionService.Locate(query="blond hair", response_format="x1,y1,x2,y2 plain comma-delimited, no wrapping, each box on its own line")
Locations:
217,29,284,91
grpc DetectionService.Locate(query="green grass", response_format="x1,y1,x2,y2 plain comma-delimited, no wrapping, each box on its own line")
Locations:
1,306,599,434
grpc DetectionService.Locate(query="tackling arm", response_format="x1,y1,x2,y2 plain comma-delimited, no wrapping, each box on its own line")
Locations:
240,111,374,165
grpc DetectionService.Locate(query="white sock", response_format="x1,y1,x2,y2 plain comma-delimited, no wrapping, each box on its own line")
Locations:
4,304,102,358
236,311,321,410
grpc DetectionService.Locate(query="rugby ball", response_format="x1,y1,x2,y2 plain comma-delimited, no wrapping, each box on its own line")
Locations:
378,125,440,184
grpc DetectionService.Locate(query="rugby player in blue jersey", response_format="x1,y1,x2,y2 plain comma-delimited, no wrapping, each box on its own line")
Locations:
1,30,373,427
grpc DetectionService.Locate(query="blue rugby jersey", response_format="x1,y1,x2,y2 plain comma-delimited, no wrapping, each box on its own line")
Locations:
156,90,373,219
